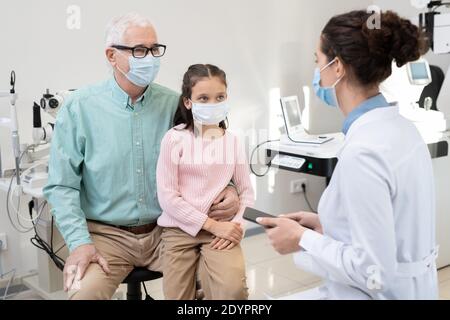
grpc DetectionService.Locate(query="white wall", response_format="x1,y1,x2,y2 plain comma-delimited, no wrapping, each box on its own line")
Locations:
373,0,450,71
0,0,372,275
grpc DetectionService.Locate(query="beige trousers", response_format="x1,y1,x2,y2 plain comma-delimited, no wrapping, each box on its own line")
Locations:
69,221,163,300
161,227,248,300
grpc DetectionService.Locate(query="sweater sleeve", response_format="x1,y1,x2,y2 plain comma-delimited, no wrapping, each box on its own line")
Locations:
156,131,208,237
231,137,255,225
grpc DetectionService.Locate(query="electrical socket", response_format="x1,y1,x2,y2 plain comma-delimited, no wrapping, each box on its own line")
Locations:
0,233,7,251
290,179,307,194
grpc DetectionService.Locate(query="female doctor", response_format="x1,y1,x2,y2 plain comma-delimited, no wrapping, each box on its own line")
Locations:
258,10,439,299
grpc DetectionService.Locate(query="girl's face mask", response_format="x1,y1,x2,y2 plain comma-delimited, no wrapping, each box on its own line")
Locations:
190,100,230,125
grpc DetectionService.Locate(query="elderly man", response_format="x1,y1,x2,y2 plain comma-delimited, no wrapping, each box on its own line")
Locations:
43,13,240,300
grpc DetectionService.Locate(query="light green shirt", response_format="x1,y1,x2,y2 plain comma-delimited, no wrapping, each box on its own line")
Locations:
43,78,179,252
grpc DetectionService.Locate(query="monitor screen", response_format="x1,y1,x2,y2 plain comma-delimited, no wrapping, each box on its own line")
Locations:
410,62,429,80
284,99,302,127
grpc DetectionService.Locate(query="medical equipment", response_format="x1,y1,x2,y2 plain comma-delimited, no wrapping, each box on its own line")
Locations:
39,89,72,118
437,66,450,129
265,135,342,180
280,96,334,145
407,60,433,85
1,84,71,227
0,82,70,297
270,154,306,171
21,164,49,189
33,89,73,145
24,89,73,190
380,59,449,137
0,71,21,185
416,0,450,54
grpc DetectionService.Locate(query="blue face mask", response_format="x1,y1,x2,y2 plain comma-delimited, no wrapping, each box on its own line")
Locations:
116,51,160,87
313,58,343,108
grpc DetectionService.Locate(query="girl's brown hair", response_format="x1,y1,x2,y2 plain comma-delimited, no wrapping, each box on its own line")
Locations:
173,64,228,130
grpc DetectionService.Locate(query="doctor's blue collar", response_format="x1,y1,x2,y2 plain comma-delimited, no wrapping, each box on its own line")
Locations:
342,93,390,135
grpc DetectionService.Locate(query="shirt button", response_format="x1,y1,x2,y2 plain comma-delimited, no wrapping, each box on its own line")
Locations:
137,169,141,173
136,142,140,146
139,198,143,203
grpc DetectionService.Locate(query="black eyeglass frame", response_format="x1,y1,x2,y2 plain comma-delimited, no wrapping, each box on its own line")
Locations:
111,44,167,58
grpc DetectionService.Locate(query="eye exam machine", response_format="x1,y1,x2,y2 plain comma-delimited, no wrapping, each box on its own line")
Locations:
0,75,73,299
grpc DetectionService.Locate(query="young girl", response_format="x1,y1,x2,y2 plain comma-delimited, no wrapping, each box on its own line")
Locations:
156,64,254,300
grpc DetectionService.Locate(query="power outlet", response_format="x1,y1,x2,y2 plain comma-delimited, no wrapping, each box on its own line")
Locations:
290,179,307,194
0,233,7,251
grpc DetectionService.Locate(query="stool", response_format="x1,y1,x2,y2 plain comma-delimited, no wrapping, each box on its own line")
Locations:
122,267,163,300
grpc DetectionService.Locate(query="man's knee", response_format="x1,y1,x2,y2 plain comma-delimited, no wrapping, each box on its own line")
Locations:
69,276,119,300
68,264,122,300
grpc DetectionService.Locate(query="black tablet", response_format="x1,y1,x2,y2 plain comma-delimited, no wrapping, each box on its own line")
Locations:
243,207,277,227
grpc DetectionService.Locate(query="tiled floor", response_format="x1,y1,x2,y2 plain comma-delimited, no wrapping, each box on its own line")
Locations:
6,232,450,300
138,233,450,300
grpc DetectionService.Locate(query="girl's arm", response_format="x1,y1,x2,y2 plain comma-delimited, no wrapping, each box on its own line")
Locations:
231,137,255,225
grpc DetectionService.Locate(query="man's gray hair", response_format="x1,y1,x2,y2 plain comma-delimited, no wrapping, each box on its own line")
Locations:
105,13,154,47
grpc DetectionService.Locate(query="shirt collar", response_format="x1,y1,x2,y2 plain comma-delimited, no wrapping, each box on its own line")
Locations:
109,77,152,110
342,93,390,135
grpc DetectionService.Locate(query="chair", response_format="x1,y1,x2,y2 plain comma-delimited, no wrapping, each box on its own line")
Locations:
122,267,204,300
122,267,162,300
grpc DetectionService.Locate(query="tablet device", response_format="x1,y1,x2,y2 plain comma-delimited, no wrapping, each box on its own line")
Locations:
243,207,276,227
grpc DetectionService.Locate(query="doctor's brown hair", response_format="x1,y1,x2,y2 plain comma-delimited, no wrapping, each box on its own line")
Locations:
321,10,428,87
173,64,228,131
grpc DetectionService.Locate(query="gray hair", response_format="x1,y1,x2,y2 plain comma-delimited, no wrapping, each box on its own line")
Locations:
105,13,154,47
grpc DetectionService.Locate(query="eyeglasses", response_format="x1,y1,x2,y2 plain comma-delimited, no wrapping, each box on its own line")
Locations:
111,44,167,58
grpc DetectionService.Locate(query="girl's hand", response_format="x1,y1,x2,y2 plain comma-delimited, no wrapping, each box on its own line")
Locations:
203,219,243,243
210,237,237,250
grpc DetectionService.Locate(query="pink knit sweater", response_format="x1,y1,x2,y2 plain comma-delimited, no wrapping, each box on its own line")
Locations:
156,124,255,237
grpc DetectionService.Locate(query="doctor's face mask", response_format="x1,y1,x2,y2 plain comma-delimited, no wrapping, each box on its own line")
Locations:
313,57,344,108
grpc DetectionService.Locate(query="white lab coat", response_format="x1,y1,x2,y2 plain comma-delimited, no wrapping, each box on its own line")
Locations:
293,106,439,300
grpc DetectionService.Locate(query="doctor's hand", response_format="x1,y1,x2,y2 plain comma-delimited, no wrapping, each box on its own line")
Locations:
63,244,111,292
208,186,240,221
281,211,323,234
257,217,307,255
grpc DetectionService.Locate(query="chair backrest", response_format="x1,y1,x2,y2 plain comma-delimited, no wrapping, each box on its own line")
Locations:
419,65,446,111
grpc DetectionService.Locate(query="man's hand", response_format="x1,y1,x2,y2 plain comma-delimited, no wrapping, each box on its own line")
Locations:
257,217,307,255
63,243,111,292
209,186,240,221
281,211,323,234
210,237,237,250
